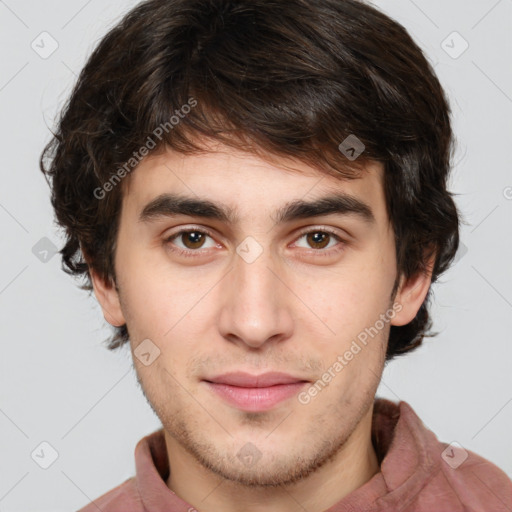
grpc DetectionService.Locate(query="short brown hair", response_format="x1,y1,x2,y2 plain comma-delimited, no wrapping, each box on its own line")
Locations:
40,0,460,359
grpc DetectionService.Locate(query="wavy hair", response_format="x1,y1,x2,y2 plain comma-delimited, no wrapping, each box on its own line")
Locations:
40,0,460,359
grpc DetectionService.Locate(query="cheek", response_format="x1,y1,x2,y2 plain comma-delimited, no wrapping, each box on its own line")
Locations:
116,244,198,337
296,252,395,371
307,263,393,332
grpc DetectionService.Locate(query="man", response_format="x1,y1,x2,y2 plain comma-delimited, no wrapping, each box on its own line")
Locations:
40,0,512,510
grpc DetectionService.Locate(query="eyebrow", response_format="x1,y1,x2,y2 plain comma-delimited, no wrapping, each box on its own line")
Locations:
138,192,375,226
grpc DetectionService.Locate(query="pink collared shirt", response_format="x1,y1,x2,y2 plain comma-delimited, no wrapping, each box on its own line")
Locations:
76,398,512,511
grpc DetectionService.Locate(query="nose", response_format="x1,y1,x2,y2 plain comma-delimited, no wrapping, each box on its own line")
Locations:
217,245,294,349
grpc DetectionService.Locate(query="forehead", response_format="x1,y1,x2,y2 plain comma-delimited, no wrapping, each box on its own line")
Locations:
121,144,388,225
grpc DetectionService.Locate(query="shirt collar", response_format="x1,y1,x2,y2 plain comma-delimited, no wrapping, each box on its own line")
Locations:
134,398,440,511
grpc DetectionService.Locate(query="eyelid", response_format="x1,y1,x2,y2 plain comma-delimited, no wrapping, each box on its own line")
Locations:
290,226,347,255
163,224,348,257
163,225,220,248
293,225,347,240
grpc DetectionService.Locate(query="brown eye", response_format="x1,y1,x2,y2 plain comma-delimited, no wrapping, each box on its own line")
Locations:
179,231,207,250
164,228,219,258
165,229,216,251
293,228,346,259
305,231,332,250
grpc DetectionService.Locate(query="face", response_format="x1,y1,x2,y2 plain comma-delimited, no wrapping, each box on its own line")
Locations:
91,141,431,487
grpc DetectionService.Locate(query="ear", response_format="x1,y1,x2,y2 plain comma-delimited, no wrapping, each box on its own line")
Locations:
89,268,126,327
391,254,435,327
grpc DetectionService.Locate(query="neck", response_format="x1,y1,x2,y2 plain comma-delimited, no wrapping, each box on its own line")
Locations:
165,406,380,512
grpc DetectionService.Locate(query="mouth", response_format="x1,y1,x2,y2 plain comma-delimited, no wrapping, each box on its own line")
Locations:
202,372,310,412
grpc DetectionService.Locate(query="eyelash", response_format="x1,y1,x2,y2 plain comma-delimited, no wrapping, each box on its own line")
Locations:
163,226,346,259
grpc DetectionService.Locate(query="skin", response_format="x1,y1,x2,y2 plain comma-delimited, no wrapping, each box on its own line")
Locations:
90,140,433,512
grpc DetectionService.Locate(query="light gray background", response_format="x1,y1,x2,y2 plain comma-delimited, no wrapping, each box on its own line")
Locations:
0,1,511,510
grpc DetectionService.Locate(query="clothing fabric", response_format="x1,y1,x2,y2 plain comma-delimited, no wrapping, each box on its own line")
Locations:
77,398,512,511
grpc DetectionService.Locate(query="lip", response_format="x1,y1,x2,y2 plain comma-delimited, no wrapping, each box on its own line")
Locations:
203,372,309,412
205,371,308,387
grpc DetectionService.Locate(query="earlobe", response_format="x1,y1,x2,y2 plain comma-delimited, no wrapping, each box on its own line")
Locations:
391,257,435,327
89,268,126,327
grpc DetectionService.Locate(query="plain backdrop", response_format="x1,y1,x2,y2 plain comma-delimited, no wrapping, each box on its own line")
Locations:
0,0,511,510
